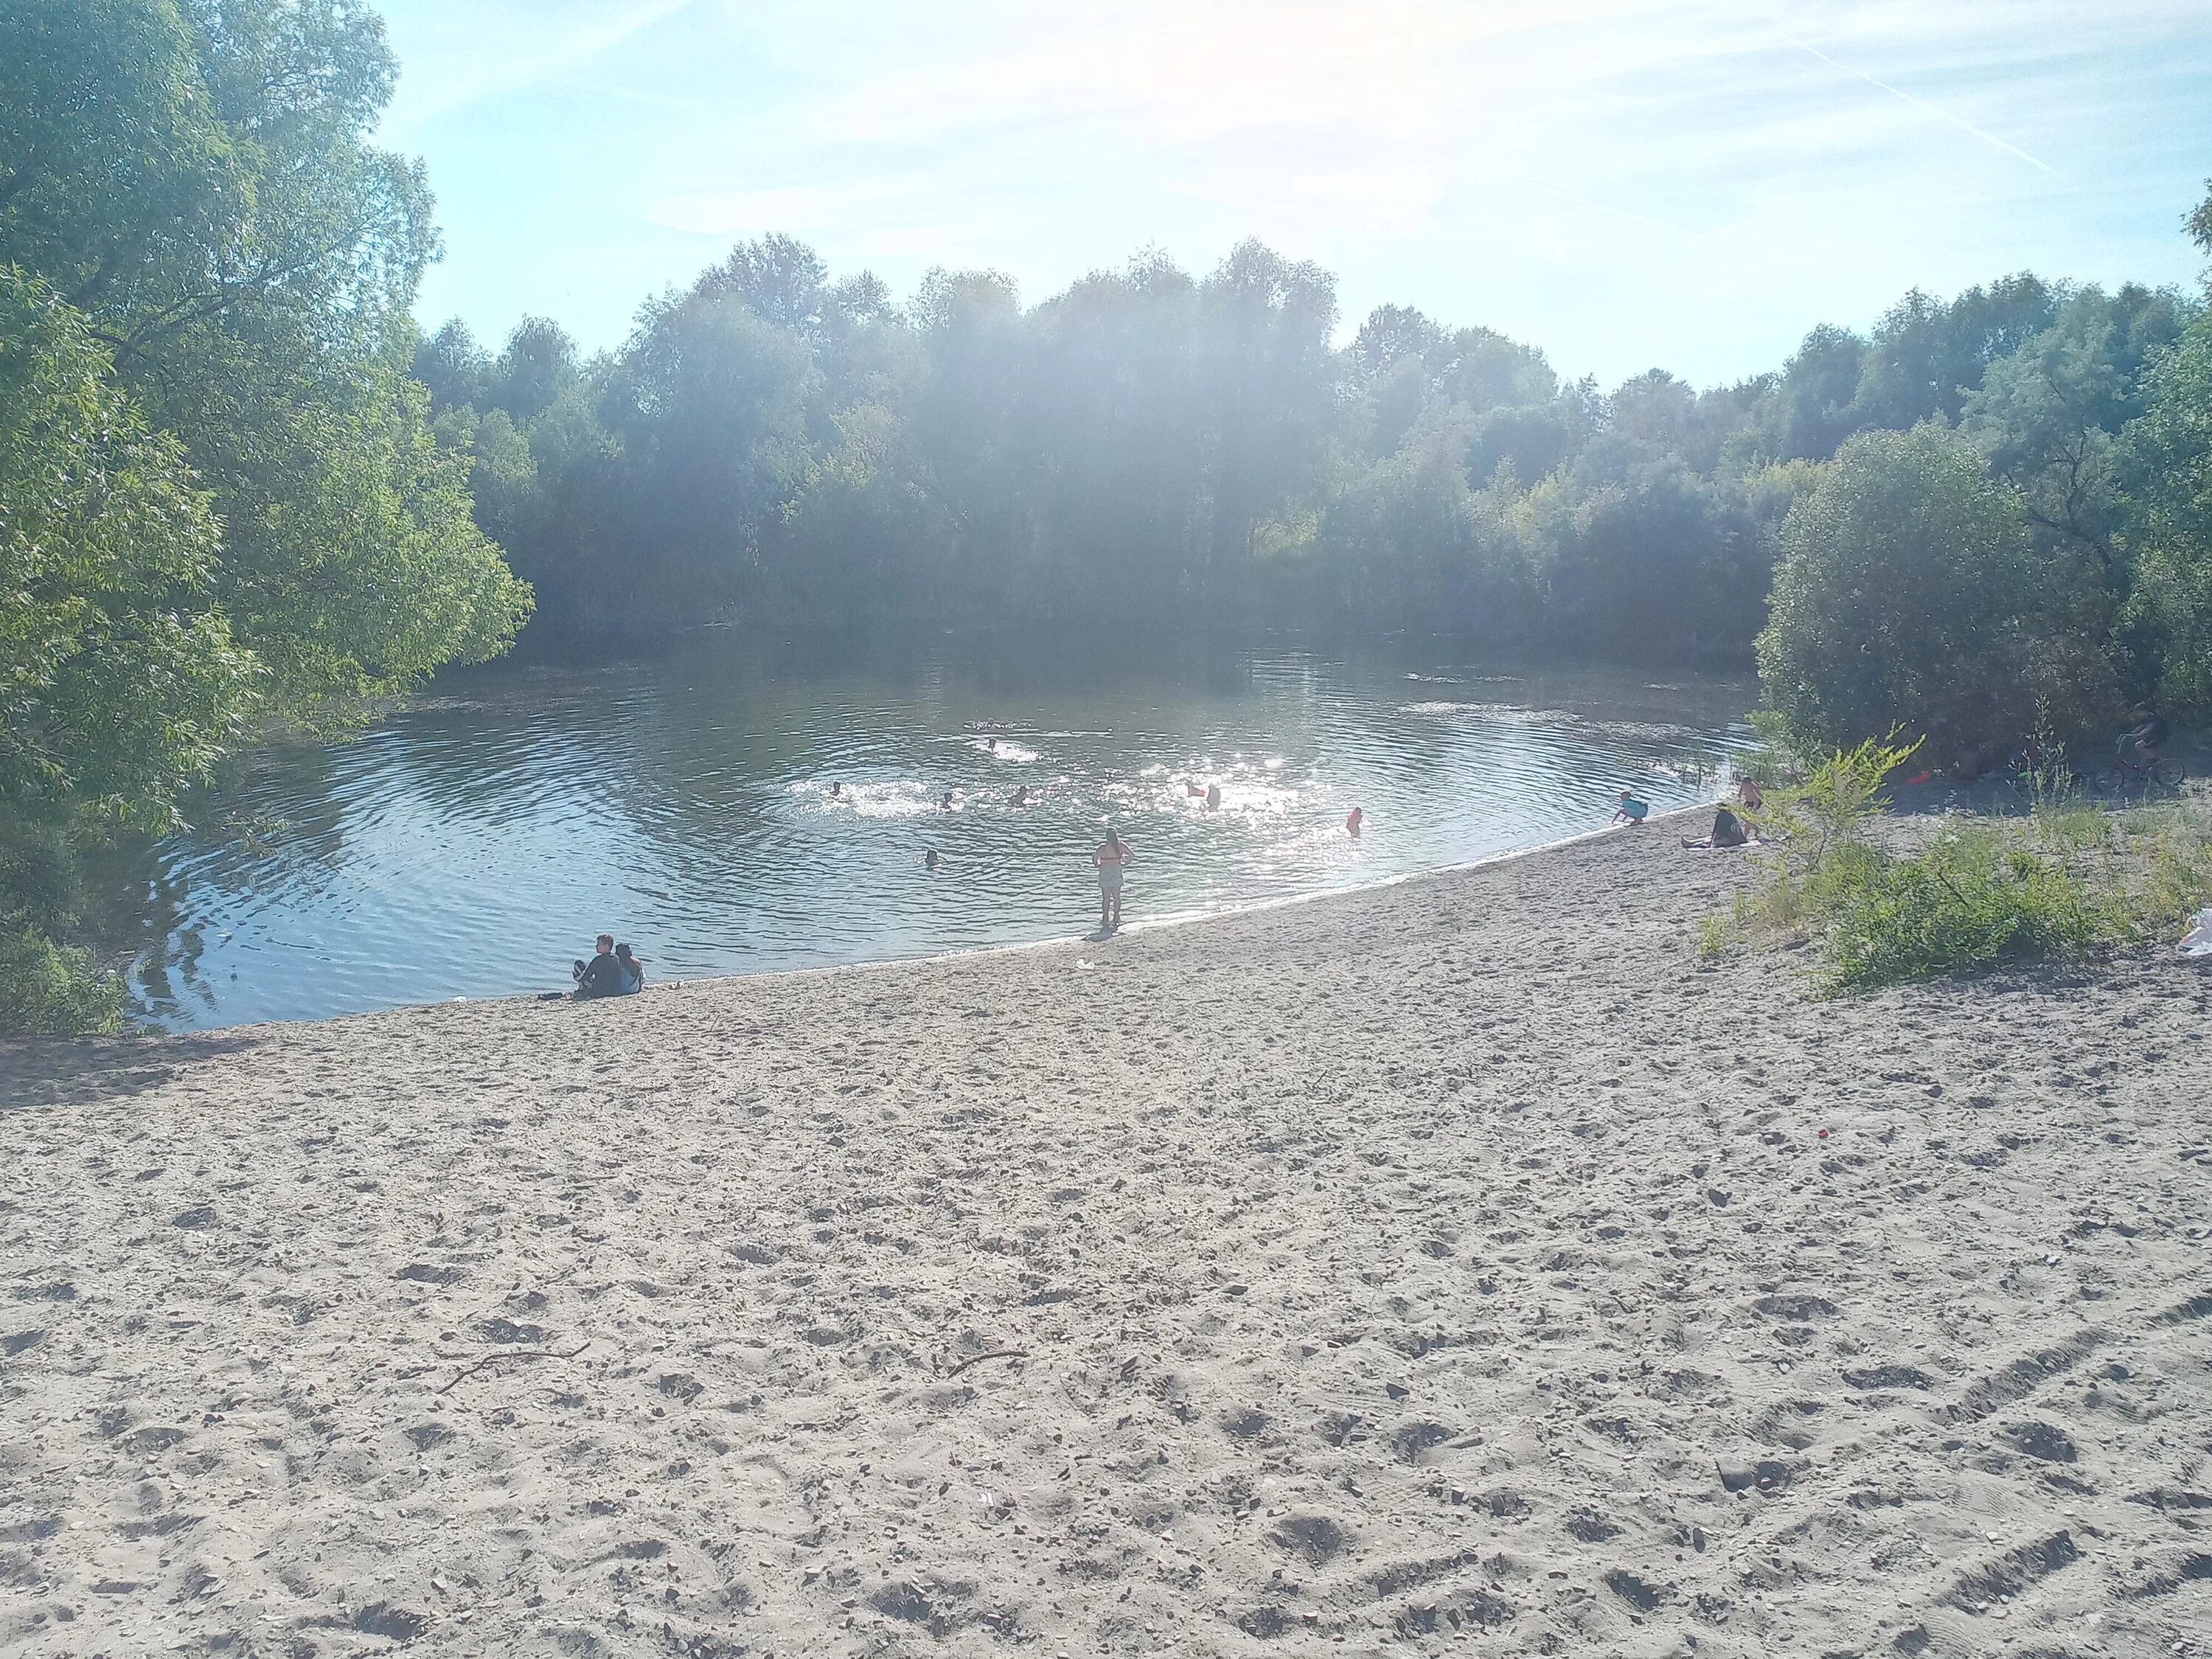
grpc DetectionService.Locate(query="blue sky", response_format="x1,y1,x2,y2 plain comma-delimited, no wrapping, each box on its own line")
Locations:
374,0,2212,388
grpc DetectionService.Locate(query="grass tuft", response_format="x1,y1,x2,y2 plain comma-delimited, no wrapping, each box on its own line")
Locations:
1717,737,2212,993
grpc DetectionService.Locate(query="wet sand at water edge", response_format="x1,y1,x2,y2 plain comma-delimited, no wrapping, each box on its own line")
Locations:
2,816,2209,1657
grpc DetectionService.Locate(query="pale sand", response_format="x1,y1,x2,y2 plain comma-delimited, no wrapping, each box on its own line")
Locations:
3,821,2210,1658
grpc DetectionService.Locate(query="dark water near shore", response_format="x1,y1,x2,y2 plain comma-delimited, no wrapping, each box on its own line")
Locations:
122,637,1756,1029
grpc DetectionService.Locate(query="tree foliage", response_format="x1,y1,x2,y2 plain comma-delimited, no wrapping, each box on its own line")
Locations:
1,268,252,818
430,205,2209,712
1757,425,2113,751
0,0,530,713
0,0,531,1029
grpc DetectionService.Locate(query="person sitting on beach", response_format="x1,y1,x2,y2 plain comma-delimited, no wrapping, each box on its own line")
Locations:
1346,806,1363,838
1613,791,1650,825
615,942,646,992
1681,807,1750,850
1095,827,1130,933
573,934,624,999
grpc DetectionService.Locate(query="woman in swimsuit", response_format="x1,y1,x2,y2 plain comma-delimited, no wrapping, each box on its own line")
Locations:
1094,827,1130,933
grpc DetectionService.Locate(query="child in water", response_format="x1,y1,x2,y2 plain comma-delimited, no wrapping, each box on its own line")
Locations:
1613,791,1650,825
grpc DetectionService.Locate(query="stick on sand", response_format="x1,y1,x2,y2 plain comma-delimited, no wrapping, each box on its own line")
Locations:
437,1342,590,1394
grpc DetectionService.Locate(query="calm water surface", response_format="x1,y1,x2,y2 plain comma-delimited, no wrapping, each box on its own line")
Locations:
127,639,1756,1029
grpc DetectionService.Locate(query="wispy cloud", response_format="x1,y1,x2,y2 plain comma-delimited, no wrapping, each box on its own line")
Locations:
381,0,700,131
373,0,2212,383
1781,33,2056,173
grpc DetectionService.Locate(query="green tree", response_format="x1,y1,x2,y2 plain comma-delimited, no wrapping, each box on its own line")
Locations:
1848,275,2059,431
1965,287,2184,571
0,268,257,1029
0,0,529,714
1759,424,2115,751
2117,188,2212,716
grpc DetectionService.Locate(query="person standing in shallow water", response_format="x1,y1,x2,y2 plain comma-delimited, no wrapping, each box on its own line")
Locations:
1093,827,1130,933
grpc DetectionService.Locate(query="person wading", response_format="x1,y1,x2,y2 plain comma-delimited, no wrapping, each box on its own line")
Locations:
1093,827,1131,934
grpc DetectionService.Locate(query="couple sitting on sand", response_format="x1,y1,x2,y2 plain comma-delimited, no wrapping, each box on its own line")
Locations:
573,934,647,998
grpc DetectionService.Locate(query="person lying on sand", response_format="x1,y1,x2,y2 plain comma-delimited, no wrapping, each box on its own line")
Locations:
573,935,624,999
1681,806,1751,850
1613,791,1650,825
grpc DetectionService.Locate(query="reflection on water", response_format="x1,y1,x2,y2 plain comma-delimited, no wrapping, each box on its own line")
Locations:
123,636,1756,1029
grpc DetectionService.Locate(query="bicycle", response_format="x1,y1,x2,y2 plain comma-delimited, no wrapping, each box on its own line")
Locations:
2091,737,2186,796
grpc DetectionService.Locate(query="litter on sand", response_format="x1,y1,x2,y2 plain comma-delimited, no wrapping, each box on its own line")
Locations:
2184,908,2212,958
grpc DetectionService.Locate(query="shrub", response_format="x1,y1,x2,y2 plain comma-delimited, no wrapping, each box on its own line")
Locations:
1717,733,2211,992
0,928,123,1035
1816,829,2104,995
1757,423,2118,755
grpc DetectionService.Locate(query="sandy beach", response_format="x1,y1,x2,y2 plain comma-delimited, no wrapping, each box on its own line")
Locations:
2,819,2208,1658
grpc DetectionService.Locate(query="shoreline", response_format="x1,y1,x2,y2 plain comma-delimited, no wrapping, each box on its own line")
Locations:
122,808,1715,1043
3,820,2206,1655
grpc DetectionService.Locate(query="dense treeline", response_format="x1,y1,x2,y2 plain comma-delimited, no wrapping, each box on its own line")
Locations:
416,221,2211,737
1,0,529,1028
4,0,2211,1032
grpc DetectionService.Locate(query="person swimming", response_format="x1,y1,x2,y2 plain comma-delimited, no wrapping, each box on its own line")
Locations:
1346,806,1363,838
941,786,956,810
1206,782,1221,811
986,736,998,754
829,781,841,799
1010,785,1033,807
925,847,942,871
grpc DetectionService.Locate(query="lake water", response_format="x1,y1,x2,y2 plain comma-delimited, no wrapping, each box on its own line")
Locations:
123,637,1757,1029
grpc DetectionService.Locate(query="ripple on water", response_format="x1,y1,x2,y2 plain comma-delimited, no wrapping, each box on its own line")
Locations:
127,647,1756,1028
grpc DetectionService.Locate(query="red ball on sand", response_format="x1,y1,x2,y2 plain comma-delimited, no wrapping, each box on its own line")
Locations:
1818,1129,1830,1138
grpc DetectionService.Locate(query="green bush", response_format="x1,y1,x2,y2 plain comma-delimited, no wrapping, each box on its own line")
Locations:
1756,423,2117,756
1711,733,2210,993
1817,829,2104,994
0,927,122,1035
